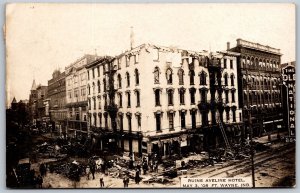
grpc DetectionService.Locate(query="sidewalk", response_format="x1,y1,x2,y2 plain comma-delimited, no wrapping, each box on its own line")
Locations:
253,132,288,144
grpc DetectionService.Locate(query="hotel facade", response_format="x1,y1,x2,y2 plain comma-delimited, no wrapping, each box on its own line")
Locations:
85,44,243,157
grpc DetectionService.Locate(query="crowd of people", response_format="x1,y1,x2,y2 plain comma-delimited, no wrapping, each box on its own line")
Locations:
84,153,160,188
26,153,161,188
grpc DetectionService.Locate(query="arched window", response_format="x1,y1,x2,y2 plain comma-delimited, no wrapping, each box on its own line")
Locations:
226,109,230,122
118,93,122,107
179,88,185,105
232,108,236,122
200,89,207,103
266,60,270,69
224,73,228,86
104,95,107,107
154,89,161,106
242,57,246,68
103,78,106,92
117,74,122,88
92,82,95,93
127,92,131,107
88,98,91,110
167,89,174,106
178,69,184,85
250,57,254,67
225,90,229,103
87,84,90,95
135,90,140,107
231,90,236,102
190,88,196,104
259,59,262,68
244,92,247,104
135,69,139,85
97,66,100,77
154,67,160,84
255,58,259,68
271,61,275,69
230,74,234,86
200,71,207,85
97,80,101,93
126,72,130,87
189,70,195,85
166,68,173,84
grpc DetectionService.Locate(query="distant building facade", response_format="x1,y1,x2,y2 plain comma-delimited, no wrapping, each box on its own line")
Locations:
36,85,49,127
8,98,30,127
65,54,98,138
48,70,67,134
29,80,38,125
229,39,283,138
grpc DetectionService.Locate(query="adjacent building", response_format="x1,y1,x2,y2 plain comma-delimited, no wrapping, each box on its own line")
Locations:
65,54,98,138
229,39,283,138
48,70,67,134
281,61,296,138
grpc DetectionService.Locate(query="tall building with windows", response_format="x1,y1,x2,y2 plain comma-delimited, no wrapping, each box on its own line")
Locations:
65,54,98,138
86,56,117,151
36,84,49,127
229,39,282,138
87,44,243,157
48,70,67,134
29,79,38,125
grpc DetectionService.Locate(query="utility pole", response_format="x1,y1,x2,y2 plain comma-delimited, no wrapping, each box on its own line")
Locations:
246,69,255,188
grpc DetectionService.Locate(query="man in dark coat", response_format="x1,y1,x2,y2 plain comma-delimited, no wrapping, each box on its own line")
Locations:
39,163,46,177
123,177,127,188
37,175,43,188
90,161,96,180
135,169,140,184
142,161,148,175
99,173,105,188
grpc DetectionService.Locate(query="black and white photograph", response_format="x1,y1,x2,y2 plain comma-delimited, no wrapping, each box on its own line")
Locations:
5,3,296,189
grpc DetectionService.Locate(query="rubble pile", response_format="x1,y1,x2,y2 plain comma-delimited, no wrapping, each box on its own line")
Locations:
48,159,86,181
143,175,173,184
253,142,271,152
162,167,178,178
34,139,92,160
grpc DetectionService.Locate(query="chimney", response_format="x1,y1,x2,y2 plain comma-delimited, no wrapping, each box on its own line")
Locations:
130,26,134,50
227,42,230,50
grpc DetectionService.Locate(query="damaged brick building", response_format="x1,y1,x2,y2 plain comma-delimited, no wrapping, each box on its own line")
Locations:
85,44,243,158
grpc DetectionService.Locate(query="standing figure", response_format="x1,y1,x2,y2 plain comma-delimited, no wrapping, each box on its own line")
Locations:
129,158,134,169
135,169,140,184
123,176,129,188
90,162,96,180
37,175,43,188
142,161,148,175
39,163,46,177
126,176,129,187
99,174,104,188
85,165,90,180
154,161,158,173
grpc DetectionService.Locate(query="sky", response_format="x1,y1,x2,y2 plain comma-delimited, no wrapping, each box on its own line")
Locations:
5,3,295,107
